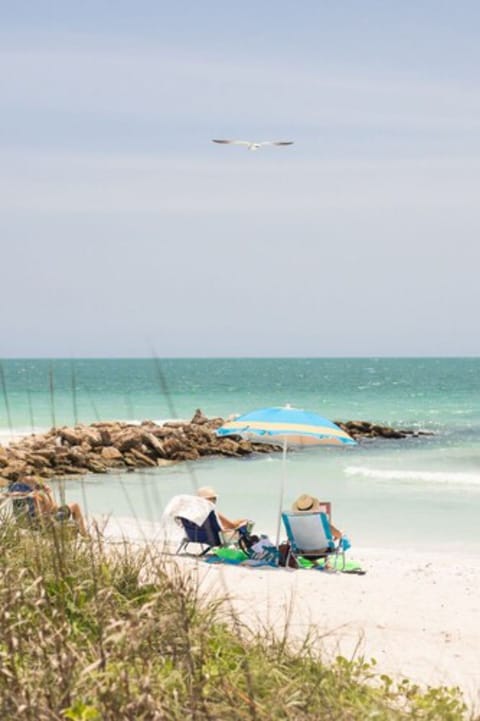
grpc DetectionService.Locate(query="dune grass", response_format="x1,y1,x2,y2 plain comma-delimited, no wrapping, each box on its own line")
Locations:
0,520,474,721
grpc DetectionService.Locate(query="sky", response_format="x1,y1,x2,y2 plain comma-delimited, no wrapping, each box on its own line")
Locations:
1,0,480,357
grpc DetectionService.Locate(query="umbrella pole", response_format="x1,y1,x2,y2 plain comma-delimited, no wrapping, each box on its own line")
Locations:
275,437,288,548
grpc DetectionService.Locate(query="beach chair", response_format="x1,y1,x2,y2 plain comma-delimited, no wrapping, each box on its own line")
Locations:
4,481,38,527
281,511,345,569
318,501,332,522
176,510,226,556
3,482,78,536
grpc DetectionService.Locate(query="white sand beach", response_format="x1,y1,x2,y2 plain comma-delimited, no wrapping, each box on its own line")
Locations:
176,547,480,709
98,516,480,706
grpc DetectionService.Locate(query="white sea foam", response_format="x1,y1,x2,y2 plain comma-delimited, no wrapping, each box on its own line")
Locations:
345,465,480,486
0,427,49,445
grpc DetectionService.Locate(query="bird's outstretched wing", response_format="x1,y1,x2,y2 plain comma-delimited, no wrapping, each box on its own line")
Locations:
211,139,252,146
259,140,294,146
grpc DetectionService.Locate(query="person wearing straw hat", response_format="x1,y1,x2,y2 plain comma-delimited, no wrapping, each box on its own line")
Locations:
291,493,343,540
197,486,249,532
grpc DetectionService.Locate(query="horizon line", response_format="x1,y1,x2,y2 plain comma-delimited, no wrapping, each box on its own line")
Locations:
1,355,479,361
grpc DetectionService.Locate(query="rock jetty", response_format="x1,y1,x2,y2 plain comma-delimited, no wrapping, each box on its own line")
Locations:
0,409,430,487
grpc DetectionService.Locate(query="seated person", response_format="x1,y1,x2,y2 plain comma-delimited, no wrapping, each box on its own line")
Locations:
8,475,88,536
291,493,343,540
197,486,249,532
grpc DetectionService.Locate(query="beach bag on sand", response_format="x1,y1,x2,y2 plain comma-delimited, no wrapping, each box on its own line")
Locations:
244,535,279,566
278,542,299,568
238,527,260,554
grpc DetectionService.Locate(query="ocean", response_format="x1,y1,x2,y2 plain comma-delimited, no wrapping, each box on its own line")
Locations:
1,357,479,551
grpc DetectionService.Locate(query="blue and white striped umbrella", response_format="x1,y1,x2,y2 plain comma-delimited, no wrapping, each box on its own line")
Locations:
216,405,356,545
216,405,356,447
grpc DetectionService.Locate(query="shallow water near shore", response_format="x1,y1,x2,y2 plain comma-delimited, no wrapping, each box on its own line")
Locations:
1,357,480,551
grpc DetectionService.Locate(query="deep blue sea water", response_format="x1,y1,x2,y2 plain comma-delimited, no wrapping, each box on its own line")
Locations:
1,358,480,550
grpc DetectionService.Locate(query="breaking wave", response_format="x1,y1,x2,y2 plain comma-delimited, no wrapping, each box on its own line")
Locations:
345,465,480,486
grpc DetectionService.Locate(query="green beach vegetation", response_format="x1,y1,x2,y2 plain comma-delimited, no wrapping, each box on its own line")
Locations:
0,521,474,721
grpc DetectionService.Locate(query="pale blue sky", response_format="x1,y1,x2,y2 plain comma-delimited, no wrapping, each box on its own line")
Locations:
1,1,479,357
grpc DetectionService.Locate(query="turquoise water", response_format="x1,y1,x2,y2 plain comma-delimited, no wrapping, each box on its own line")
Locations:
1,358,480,550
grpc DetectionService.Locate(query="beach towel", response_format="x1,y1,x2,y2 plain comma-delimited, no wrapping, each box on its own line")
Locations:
204,547,249,564
312,557,366,574
204,537,280,568
162,494,215,527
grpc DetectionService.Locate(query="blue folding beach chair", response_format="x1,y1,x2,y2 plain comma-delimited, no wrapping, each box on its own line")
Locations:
176,510,225,556
281,511,346,569
5,481,38,526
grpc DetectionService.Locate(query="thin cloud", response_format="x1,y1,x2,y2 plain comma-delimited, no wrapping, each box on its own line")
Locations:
1,148,480,215
1,33,480,134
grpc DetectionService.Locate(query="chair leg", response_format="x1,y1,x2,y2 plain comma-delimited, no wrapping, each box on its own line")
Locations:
176,539,188,555
330,549,345,570
198,545,212,556
285,548,296,568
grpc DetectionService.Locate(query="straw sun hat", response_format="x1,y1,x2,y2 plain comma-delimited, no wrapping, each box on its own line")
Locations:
197,486,218,501
291,493,321,513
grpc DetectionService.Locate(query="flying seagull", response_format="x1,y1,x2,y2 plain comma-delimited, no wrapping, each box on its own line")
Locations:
211,139,294,151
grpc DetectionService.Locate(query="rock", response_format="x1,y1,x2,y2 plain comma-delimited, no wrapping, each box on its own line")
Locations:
161,437,186,457
51,447,70,467
66,447,87,466
171,449,201,462
10,449,27,461
129,449,157,467
98,428,113,445
141,432,166,457
218,438,240,456
113,430,143,453
377,428,405,439
29,448,55,463
0,447,9,467
195,442,218,456
85,458,108,474
82,429,103,447
341,420,373,433
191,408,209,425
59,428,82,446
252,443,280,453
204,417,226,430
0,413,430,485
89,423,120,442
237,440,254,454
2,461,29,480
185,424,214,441
101,446,123,461
54,465,89,476
26,453,51,469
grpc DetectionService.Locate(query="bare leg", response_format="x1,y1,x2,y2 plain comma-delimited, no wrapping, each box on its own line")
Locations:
34,493,56,515
68,503,88,536
330,523,342,540
33,490,87,536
